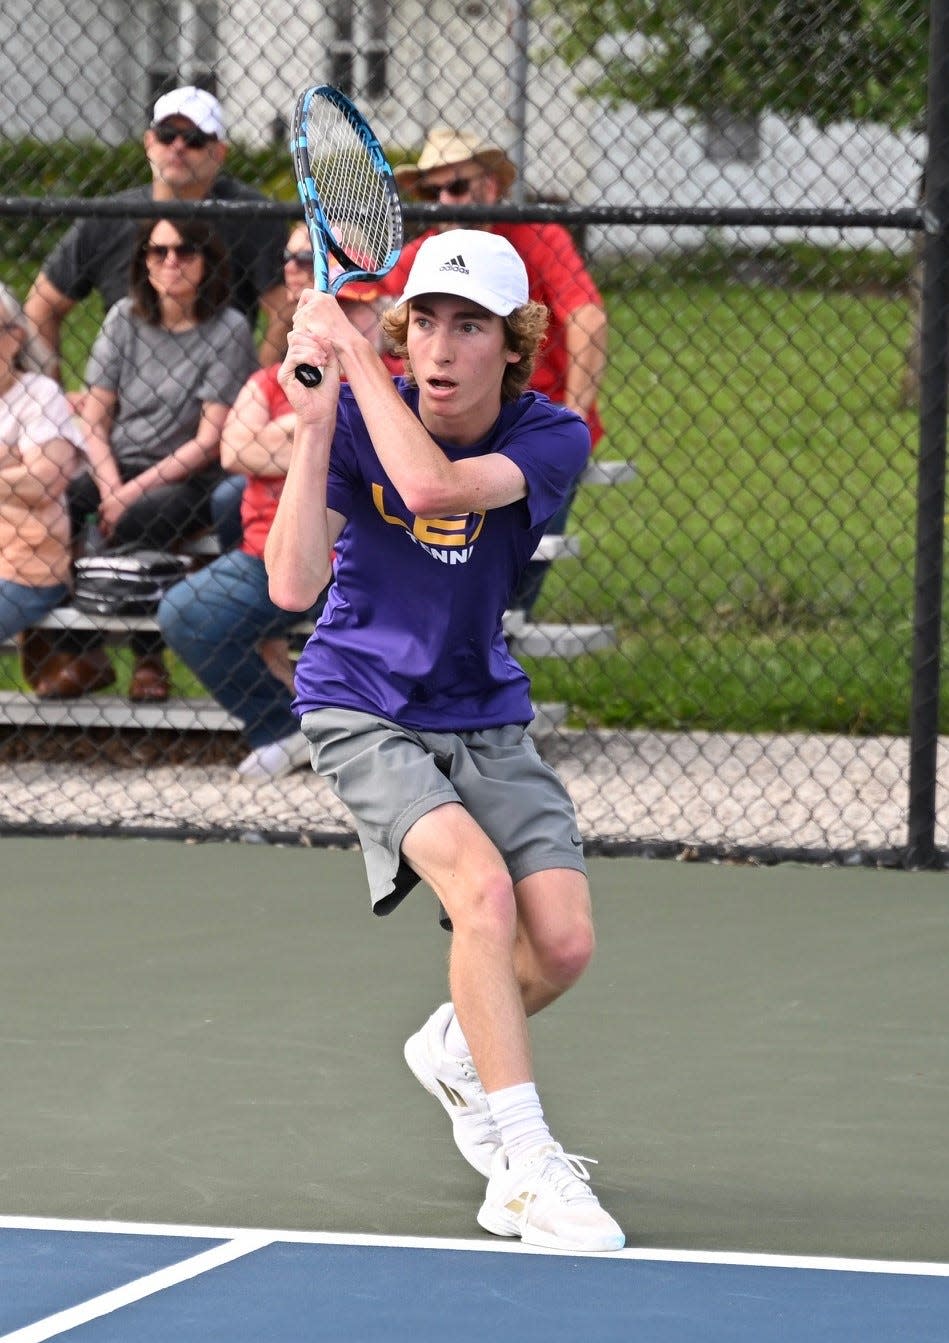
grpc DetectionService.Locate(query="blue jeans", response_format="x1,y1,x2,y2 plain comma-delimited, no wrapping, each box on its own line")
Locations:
158,550,322,748
0,578,70,643
210,473,247,551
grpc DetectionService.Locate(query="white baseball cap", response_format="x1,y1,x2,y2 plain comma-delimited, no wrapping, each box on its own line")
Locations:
395,230,529,316
152,86,225,139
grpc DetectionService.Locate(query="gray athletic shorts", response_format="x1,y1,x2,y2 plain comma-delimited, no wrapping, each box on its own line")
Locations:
300,707,586,917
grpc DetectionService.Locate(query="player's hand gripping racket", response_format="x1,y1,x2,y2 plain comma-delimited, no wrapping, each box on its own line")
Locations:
290,85,403,387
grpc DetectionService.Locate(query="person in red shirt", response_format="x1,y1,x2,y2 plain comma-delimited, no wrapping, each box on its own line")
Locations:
384,129,608,614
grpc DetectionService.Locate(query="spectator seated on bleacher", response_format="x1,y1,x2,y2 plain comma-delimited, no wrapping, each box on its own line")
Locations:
29,216,258,703
158,227,387,782
0,284,85,680
208,254,404,556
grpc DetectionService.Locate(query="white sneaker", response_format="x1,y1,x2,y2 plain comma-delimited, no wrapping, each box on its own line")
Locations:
478,1143,625,1252
403,1003,501,1177
236,731,311,782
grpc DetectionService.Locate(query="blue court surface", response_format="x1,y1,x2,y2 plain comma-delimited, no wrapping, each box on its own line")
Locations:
1,1216,948,1342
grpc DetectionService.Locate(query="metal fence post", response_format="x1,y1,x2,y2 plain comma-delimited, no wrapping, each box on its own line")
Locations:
909,0,949,866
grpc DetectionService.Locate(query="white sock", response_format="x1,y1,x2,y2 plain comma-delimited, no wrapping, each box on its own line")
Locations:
486,1082,553,1163
443,1006,471,1060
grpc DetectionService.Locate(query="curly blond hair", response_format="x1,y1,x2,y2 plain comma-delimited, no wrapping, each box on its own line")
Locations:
381,299,548,402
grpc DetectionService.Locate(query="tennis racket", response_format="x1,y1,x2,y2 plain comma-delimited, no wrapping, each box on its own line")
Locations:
290,84,403,387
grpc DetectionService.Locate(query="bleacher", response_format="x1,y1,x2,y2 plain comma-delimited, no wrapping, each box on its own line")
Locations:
0,457,635,739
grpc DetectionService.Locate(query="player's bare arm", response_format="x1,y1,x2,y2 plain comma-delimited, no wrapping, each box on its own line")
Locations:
265,332,345,611
264,415,345,610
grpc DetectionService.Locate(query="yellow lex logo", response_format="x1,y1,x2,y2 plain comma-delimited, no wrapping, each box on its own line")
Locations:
372,483,486,549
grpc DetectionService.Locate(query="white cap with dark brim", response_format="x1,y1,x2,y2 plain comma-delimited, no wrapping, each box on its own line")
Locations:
395,229,529,316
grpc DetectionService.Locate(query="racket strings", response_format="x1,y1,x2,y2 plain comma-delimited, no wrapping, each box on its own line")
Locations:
304,101,397,272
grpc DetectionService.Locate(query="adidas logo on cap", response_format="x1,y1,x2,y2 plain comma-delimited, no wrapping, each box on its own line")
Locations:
396,229,529,315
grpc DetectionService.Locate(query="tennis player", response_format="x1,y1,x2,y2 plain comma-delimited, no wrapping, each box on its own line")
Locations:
266,230,624,1253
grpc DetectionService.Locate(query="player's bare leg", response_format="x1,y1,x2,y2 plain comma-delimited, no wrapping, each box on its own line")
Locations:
402,803,624,1251
402,802,530,1091
512,867,595,1016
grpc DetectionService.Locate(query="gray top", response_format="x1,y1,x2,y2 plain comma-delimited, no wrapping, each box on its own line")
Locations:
85,298,258,473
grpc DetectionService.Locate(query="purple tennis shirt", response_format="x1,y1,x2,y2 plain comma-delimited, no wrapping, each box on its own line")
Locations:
292,380,589,731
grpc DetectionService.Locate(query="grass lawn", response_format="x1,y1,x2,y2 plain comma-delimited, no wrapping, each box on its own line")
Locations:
527,263,922,734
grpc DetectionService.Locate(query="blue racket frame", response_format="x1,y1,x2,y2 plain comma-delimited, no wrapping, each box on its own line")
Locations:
290,84,403,298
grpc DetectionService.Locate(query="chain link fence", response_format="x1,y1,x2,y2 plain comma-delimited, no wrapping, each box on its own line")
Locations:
1,0,946,866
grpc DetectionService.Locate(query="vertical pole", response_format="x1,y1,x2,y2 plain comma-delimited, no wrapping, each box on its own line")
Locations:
908,0,949,865
507,0,529,204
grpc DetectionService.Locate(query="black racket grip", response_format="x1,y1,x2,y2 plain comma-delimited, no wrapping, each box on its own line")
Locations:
295,363,324,388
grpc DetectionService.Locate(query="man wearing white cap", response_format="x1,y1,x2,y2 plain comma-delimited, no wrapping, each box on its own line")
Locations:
25,86,288,376
266,230,625,1254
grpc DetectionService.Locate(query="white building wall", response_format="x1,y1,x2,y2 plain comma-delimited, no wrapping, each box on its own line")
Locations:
215,0,597,200
215,0,325,146
0,0,147,143
584,102,923,258
0,0,926,259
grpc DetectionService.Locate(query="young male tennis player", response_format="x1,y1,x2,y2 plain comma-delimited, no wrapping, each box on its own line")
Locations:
265,230,624,1253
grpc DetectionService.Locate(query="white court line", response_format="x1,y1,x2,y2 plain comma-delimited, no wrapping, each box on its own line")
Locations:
0,1232,274,1342
1,1214,948,1278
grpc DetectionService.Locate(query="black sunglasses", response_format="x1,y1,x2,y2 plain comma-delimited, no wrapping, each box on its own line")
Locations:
152,123,217,150
283,248,315,266
415,175,483,202
144,242,202,262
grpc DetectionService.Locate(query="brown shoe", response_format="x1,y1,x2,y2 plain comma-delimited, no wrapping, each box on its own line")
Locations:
34,649,117,699
19,628,57,691
129,655,170,702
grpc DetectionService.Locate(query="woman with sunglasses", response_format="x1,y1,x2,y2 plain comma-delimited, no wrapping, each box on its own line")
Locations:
57,216,258,702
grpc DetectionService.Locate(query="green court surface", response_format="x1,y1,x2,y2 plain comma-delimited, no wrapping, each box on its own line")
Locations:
1,835,947,1264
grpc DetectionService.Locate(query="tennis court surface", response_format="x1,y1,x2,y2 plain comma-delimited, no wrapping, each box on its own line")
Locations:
2,836,947,1340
